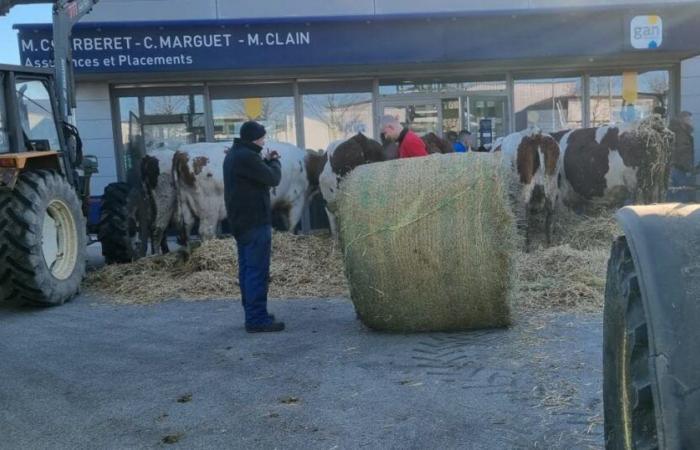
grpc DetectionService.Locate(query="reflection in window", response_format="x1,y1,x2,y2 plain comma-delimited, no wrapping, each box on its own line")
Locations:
0,75,8,153
382,103,439,136
589,71,668,127
379,80,506,96
142,95,205,151
118,97,140,181
514,78,583,132
303,93,372,151
15,79,60,150
468,96,508,147
213,97,296,144
441,98,460,135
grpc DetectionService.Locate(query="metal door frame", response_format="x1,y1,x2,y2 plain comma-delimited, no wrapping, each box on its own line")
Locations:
378,96,443,135
378,91,508,136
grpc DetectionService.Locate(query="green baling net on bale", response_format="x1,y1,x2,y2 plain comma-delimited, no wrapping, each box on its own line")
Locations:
337,153,518,332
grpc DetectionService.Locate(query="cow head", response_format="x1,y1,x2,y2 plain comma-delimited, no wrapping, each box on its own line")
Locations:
330,133,385,177
304,149,328,187
422,132,453,154
173,151,196,187
140,155,161,191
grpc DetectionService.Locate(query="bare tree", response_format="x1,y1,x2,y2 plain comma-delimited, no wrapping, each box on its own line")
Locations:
589,77,615,126
222,98,294,138
226,98,285,121
643,73,669,94
146,96,188,115
642,74,669,109
304,94,370,141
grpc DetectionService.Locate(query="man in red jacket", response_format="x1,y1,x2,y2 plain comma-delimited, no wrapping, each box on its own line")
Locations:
381,115,429,158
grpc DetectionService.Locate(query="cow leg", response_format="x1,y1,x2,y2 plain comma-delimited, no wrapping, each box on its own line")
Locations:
544,200,554,247
152,226,168,255
326,207,338,238
288,199,305,234
195,201,226,241
134,195,151,257
177,204,196,253
152,188,176,255
160,233,170,254
152,220,172,254
524,208,532,253
138,217,150,257
198,215,219,241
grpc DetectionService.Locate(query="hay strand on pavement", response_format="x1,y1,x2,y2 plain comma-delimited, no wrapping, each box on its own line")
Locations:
85,233,347,304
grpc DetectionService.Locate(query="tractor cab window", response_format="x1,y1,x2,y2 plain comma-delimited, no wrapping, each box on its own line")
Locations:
0,74,8,153
15,79,60,151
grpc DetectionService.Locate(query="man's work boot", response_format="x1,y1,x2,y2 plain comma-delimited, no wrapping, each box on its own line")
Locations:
246,321,285,333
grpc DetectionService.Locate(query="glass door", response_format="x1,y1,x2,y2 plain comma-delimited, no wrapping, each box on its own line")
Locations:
380,100,440,135
380,93,507,145
142,94,206,151
463,95,508,148
441,98,460,136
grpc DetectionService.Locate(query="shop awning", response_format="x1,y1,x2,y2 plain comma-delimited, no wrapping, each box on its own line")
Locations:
13,2,700,77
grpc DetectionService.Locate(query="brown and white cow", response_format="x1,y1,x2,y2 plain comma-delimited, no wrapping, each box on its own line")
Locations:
172,141,311,241
496,129,561,249
556,125,644,208
140,149,178,255
319,133,385,236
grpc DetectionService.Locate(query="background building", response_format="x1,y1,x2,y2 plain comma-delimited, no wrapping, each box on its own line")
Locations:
13,0,700,195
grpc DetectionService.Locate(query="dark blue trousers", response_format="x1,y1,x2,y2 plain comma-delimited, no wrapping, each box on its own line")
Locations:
235,225,273,326
669,168,697,203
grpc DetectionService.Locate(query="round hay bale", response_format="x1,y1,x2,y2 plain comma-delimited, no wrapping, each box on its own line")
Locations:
338,153,517,332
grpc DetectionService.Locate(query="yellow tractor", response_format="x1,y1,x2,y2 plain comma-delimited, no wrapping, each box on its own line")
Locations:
0,0,98,305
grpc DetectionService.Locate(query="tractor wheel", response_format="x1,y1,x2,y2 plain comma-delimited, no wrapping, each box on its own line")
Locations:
98,182,147,264
0,170,86,306
603,236,659,449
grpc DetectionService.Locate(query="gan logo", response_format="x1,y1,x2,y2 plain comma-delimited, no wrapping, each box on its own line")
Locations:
631,15,663,49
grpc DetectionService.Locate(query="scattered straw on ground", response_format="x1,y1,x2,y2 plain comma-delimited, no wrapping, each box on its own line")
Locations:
514,245,609,313
88,210,618,313
513,209,619,313
554,208,620,251
85,232,348,304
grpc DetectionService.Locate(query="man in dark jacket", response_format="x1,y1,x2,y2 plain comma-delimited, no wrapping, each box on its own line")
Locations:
669,111,697,203
224,121,284,332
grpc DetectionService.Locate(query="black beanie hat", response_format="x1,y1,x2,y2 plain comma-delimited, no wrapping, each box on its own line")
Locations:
239,121,266,142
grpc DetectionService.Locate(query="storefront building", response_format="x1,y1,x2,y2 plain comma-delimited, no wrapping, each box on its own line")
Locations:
13,0,700,195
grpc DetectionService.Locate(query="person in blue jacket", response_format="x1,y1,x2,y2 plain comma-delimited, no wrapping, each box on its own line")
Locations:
223,121,285,333
453,130,474,153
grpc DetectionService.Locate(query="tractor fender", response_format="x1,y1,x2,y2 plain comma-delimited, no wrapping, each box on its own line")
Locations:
615,203,700,449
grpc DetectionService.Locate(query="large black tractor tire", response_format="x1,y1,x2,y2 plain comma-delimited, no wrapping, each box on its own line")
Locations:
0,170,86,306
603,236,659,449
98,182,147,264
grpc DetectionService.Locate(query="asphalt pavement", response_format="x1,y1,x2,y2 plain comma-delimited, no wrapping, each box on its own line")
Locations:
0,294,604,450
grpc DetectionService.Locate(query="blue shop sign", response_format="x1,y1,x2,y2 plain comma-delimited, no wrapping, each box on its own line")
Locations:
14,4,700,74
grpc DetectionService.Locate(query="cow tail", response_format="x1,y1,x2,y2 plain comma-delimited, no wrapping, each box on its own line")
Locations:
139,156,160,244
537,145,545,184
171,152,189,240
142,155,160,199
